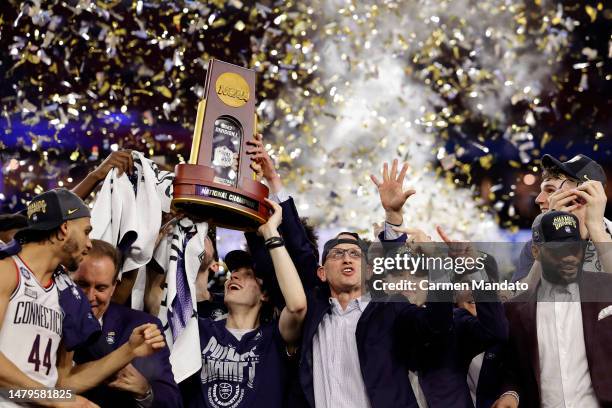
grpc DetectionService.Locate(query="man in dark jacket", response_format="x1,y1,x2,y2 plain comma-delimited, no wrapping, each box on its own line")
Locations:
71,239,182,408
494,210,612,408
385,225,508,408
285,160,451,408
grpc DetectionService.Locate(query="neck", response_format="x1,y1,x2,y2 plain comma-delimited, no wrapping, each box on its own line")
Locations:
330,286,362,310
226,304,261,330
19,243,62,283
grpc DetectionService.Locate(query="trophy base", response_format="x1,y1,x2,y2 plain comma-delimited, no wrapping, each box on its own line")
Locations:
172,164,270,231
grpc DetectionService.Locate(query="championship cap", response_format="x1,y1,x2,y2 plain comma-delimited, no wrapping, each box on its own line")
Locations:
14,189,90,241
532,210,581,244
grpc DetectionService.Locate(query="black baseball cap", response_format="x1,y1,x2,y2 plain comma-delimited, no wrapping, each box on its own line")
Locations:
0,213,28,232
224,250,254,272
224,249,272,291
541,154,606,186
532,211,581,243
14,189,91,241
321,231,368,264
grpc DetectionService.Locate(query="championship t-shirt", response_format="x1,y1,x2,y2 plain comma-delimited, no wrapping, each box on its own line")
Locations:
181,318,288,408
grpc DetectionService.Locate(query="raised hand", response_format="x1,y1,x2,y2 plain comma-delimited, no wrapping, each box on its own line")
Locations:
258,198,283,239
391,226,435,257
370,159,416,225
571,180,607,234
92,150,134,181
548,189,582,213
128,323,165,358
246,133,282,192
437,226,478,262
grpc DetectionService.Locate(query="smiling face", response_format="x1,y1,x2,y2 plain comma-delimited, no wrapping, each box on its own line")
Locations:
318,238,364,296
71,254,117,319
223,267,266,310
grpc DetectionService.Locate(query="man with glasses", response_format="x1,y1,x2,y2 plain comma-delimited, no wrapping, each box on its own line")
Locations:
291,160,453,408
513,154,612,284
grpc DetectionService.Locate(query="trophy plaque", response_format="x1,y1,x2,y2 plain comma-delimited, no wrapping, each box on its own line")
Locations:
172,59,270,230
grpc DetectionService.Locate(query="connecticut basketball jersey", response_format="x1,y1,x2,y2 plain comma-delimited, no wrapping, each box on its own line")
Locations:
0,255,63,389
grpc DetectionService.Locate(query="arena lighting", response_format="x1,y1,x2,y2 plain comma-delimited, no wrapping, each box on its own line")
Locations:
523,174,536,186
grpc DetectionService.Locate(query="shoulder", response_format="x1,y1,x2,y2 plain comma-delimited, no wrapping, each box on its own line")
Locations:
582,271,612,283
0,257,18,295
0,256,16,271
581,271,612,292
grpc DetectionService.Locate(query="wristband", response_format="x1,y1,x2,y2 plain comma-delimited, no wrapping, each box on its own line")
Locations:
500,391,519,405
265,236,285,249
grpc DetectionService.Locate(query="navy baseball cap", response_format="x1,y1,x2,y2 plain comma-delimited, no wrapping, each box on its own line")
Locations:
15,189,90,240
0,213,28,232
321,232,368,264
541,154,606,186
532,211,581,244
224,250,254,272
224,249,272,291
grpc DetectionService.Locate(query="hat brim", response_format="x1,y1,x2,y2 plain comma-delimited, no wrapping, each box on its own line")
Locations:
541,154,580,180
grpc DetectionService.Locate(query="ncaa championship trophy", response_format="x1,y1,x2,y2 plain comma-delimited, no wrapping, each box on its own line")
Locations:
172,59,270,230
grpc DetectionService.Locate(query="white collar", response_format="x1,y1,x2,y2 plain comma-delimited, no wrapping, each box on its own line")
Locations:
329,293,371,312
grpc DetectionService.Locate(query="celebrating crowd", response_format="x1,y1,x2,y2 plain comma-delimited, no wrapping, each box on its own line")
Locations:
0,136,611,408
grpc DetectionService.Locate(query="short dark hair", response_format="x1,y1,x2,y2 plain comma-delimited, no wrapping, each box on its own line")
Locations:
0,213,27,232
541,166,578,183
88,239,122,281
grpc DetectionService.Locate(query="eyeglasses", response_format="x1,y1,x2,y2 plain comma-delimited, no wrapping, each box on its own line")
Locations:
327,248,362,260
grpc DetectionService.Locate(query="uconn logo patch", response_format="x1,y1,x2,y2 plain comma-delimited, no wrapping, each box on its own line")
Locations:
208,382,244,408
20,267,31,280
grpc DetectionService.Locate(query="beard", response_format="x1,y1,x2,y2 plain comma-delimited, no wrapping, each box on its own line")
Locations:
61,236,82,272
541,255,583,285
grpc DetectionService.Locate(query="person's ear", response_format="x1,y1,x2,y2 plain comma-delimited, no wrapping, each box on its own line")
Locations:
531,243,541,261
317,265,327,282
57,221,70,241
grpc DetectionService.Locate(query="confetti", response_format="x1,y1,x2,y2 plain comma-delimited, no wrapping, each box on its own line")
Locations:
0,0,608,239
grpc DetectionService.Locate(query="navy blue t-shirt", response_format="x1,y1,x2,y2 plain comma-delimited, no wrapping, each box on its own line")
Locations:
181,318,288,408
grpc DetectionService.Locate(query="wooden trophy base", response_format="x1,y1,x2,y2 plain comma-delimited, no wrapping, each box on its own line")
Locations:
172,163,270,231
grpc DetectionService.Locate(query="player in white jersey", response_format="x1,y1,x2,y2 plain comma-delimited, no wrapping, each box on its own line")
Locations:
0,255,64,388
0,189,166,407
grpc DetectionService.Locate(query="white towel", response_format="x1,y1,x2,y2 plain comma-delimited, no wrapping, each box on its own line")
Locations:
154,217,208,383
90,152,174,281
